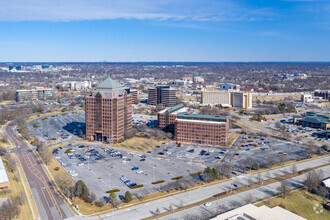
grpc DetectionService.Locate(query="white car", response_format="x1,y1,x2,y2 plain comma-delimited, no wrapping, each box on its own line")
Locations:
204,202,212,207
136,170,143,174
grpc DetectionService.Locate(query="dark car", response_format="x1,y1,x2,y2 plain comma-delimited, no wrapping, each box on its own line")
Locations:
200,150,206,155
132,167,139,170
158,152,164,155
140,159,146,161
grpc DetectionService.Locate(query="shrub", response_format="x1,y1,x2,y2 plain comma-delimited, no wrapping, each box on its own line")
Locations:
41,117,48,120
130,184,144,189
54,167,60,171
171,176,183,180
72,112,77,114
124,191,133,203
61,113,67,116
33,123,39,128
106,189,120,193
152,180,165,185
94,199,105,207
51,115,57,118
64,148,72,153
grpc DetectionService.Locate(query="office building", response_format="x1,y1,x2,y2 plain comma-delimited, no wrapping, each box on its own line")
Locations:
201,88,231,106
301,94,313,103
220,83,240,91
175,113,228,147
158,104,188,133
231,92,252,109
201,89,252,109
193,76,204,83
148,85,176,107
85,77,132,144
0,157,10,191
293,112,330,130
63,81,92,90
130,90,138,104
314,90,330,101
16,87,54,102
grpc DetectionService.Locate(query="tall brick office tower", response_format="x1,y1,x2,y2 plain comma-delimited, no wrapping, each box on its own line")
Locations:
85,77,132,144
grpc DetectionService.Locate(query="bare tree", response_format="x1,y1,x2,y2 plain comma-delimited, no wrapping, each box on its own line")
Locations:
39,146,52,165
304,170,324,192
290,164,297,175
18,191,26,205
277,180,290,198
5,154,17,173
169,204,174,213
0,146,7,156
244,193,254,204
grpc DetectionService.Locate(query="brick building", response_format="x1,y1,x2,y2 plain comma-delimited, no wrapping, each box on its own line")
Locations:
85,77,132,144
175,113,228,147
148,85,176,107
158,104,187,133
158,104,229,147
130,89,138,104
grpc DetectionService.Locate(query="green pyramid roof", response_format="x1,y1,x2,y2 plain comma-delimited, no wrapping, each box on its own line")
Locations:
96,77,121,89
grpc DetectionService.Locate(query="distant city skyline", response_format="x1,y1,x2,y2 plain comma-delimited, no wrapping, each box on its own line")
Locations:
1,0,330,62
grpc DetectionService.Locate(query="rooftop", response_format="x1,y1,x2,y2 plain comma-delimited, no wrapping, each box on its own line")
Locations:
0,157,10,184
177,113,227,121
211,204,306,220
159,103,187,114
167,104,184,113
299,116,329,124
96,77,121,89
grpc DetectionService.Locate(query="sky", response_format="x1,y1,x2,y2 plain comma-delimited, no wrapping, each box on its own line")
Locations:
0,0,330,62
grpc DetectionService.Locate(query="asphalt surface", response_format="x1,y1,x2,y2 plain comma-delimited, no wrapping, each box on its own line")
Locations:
93,155,330,220
5,124,74,220
163,164,330,220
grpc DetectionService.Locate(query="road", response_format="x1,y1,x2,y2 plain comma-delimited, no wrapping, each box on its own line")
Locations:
162,164,330,219
94,155,330,220
5,124,74,220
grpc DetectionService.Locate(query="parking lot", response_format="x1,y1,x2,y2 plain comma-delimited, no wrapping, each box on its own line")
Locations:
132,114,157,128
230,134,309,169
261,117,330,144
52,142,206,200
28,111,85,143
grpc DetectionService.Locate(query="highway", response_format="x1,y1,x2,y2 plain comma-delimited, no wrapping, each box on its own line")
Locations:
5,123,74,220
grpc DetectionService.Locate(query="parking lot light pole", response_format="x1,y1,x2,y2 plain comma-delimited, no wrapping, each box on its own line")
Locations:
153,167,155,182
109,174,111,189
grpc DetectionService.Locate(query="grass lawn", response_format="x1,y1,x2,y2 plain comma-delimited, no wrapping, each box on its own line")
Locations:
0,155,36,220
46,143,74,183
227,133,238,148
112,137,167,153
26,111,62,123
255,189,330,220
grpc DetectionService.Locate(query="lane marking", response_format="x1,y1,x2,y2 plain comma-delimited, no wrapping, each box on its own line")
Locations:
23,152,63,219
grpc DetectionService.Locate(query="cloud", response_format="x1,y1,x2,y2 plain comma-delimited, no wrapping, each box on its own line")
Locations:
0,0,274,22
